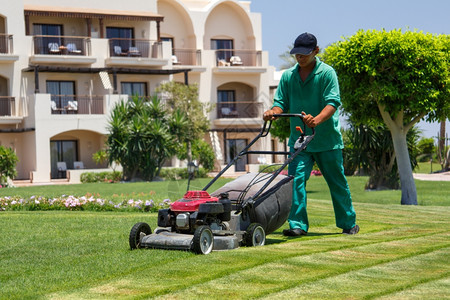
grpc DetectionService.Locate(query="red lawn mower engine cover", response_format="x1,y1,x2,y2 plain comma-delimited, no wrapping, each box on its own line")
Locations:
170,191,219,212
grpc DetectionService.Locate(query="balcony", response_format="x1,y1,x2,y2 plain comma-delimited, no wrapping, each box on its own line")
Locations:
216,101,263,119
0,34,13,54
172,49,201,66
33,35,91,56
0,34,18,63
106,39,166,67
0,97,15,116
215,50,262,67
31,35,95,65
50,95,104,115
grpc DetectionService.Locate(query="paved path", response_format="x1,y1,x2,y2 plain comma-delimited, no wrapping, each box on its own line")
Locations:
413,171,450,181
10,171,450,187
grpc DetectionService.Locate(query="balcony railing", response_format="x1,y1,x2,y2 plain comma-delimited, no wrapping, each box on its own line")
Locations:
215,50,262,67
217,101,263,119
0,34,13,54
33,35,91,56
172,49,201,65
51,95,103,115
0,97,15,116
109,39,162,58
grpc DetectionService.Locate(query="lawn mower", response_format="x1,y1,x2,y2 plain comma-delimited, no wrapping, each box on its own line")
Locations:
129,114,315,254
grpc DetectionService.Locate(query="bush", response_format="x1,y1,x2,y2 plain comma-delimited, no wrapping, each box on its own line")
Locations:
0,195,171,212
258,164,288,173
0,146,19,187
80,171,122,183
417,138,435,162
80,168,209,183
159,167,208,180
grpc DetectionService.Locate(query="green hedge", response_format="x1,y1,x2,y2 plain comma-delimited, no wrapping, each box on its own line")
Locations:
158,167,208,180
80,168,209,183
80,171,122,183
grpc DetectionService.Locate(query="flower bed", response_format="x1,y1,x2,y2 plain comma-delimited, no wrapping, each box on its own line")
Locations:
0,195,171,212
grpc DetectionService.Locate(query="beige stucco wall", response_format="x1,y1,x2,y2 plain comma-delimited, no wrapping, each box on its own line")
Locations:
0,0,279,181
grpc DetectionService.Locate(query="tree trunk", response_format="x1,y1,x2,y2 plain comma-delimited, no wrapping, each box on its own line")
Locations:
377,104,418,205
439,120,446,168
390,129,418,205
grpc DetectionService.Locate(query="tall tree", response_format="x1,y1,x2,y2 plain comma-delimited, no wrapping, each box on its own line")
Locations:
323,29,450,205
156,82,211,169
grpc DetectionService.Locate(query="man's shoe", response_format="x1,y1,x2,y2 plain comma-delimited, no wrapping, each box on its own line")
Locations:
283,228,307,236
342,224,360,235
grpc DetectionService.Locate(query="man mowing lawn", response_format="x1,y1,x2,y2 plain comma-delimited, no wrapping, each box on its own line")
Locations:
263,32,359,237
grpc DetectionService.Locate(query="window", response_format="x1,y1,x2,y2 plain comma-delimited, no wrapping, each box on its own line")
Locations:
121,82,148,98
50,140,78,179
107,27,134,52
33,24,63,36
47,81,75,113
33,24,63,54
211,39,234,61
217,90,236,117
226,139,247,171
217,90,235,103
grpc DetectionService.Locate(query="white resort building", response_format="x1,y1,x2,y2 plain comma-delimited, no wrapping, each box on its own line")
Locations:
0,0,281,184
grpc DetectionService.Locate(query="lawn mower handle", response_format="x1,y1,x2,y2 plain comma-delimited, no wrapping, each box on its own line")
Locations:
203,113,314,193
269,113,315,136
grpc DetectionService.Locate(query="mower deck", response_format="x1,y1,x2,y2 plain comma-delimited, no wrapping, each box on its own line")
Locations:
140,230,240,251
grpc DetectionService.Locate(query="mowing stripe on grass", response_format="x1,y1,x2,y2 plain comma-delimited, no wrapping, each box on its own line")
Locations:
51,230,449,299
149,232,449,299
263,247,449,299
2,199,448,299
375,276,450,300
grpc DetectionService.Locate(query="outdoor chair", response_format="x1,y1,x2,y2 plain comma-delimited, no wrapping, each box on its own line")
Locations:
114,46,126,56
48,43,61,54
218,59,230,66
57,162,67,178
230,56,243,66
67,43,82,54
67,101,78,112
74,161,85,169
172,55,181,65
128,47,141,56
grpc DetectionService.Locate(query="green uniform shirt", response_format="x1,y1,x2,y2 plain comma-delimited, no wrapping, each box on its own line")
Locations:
273,57,344,152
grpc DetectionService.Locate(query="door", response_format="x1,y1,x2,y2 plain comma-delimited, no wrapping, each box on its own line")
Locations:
226,139,247,172
106,27,134,54
121,82,148,98
217,90,236,118
50,140,78,179
33,24,63,54
46,81,75,113
211,39,233,62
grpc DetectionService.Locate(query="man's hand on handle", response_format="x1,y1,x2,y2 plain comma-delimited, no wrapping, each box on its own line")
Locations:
262,107,283,122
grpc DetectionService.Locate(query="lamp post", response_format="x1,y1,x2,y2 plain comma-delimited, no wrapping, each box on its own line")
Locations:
186,160,198,192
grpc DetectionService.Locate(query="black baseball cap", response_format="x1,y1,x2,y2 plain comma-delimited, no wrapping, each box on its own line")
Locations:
290,32,317,55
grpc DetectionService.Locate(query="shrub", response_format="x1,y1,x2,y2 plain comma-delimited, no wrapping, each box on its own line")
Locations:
0,146,19,187
158,167,208,180
0,195,171,212
80,168,209,183
80,171,122,183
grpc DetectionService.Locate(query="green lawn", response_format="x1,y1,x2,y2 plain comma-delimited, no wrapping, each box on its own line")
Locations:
3,176,449,206
415,161,444,174
1,177,449,299
1,178,232,202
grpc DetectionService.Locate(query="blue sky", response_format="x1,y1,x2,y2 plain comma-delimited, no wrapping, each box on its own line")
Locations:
251,0,450,139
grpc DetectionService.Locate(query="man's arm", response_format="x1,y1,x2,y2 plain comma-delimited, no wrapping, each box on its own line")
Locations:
302,105,336,128
263,106,283,121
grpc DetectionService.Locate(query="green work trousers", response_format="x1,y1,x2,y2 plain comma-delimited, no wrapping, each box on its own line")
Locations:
288,148,356,232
